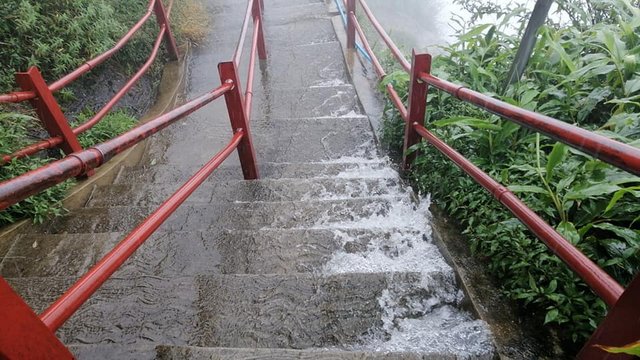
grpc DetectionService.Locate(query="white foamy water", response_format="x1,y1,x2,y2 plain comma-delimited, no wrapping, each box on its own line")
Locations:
317,155,494,357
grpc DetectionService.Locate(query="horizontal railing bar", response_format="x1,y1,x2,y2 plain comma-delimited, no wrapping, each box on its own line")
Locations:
349,13,385,78
233,0,255,66
386,83,407,121
421,73,640,176
356,0,410,73
244,17,260,120
40,130,244,330
412,122,624,306
0,0,157,103
0,83,233,210
75,26,166,134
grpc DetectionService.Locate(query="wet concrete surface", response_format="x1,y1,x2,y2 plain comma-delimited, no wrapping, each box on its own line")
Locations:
157,346,457,360
88,178,405,206
0,0,498,358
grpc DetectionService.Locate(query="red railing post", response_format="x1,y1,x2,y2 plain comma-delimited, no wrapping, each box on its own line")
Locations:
0,277,74,359
346,0,356,49
154,0,179,60
577,273,640,360
402,51,431,171
218,61,259,180
252,0,268,60
14,67,94,177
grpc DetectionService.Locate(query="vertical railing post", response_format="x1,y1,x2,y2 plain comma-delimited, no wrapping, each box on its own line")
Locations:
0,277,74,359
154,0,179,61
346,0,356,49
402,51,431,171
577,273,640,359
252,0,268,60
218,61,259,180
15,67,93,177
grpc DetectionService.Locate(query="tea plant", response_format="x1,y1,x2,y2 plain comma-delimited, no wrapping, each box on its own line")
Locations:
379,0,640,346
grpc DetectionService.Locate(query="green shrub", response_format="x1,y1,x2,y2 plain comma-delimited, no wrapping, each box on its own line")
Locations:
379,0,640,346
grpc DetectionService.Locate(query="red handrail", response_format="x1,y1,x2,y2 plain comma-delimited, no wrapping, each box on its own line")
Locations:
346,1,638,354
420,73,640,176
1,26,169,165
0,1,265,355
0,83,233,210
0,0,157,104
234,0,255,66
0,0,177,166
40,131,244,330
412,122,624,306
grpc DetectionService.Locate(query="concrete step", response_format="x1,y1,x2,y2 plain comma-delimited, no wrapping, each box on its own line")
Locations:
262,42,350,89
6,272,472,354
192,272,459,349
87,178,406,207
251,86,364,119
6,275,199,348
144,116,374,166
214,228,451,276
21,198,418,234
155,346,454,359
114,161,395,184
0,231,219,279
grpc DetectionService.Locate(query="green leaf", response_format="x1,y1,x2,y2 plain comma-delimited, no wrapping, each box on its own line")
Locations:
565,184,622,200
459,24,493,41
595,340,640,356
544,308,559,324
604,186,640,213
556,221,580,245
593,223,639,246
508,185,547,194
432,116,501,131
546,142,567,182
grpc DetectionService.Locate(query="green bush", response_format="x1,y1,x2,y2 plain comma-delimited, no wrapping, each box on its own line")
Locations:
379,0,640,345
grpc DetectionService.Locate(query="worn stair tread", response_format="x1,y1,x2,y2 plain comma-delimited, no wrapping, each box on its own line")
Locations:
193,272,462,349
0,231,220,279
21,198,420,234
215,228,452,275
250,86,363,119
87,178,405,207
115,161,394,184
6,272,462,351
6,275,199,347
155,346,455,359
260,42,349,89
142,116,373,166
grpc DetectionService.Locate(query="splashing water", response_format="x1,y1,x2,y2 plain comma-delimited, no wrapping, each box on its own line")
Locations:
317,155,494,357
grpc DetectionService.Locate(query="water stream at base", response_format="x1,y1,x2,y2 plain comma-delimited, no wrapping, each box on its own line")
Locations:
294,153,497,358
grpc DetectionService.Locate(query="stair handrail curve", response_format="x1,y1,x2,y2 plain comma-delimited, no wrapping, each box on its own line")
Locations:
0,0,266,358
0,0,178,166
343,0,639,357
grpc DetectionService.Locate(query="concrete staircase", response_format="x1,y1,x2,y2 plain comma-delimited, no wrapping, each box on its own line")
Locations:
0,0,495,358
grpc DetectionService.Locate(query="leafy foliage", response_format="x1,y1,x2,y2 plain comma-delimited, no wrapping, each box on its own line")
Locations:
379,0,640,346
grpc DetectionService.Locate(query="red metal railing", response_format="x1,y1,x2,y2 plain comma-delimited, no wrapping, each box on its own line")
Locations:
345,0,639,358
0,0,179,166
0,0,266,357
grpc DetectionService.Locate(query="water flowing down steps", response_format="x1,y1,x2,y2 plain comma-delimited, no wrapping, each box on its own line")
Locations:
0,0,496,358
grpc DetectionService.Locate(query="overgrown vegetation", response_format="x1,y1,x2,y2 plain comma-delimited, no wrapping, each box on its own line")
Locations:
378,0,640,347
0,0,208,226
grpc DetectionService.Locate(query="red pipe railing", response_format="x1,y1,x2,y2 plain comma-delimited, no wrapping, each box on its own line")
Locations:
0,0,266,356
421,73,640,176
0,83,233,210
0,0,178,167
40,131,244,331
346,1,638,356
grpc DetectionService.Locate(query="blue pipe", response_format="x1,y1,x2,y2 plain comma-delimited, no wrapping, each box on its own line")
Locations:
334,0,373,63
